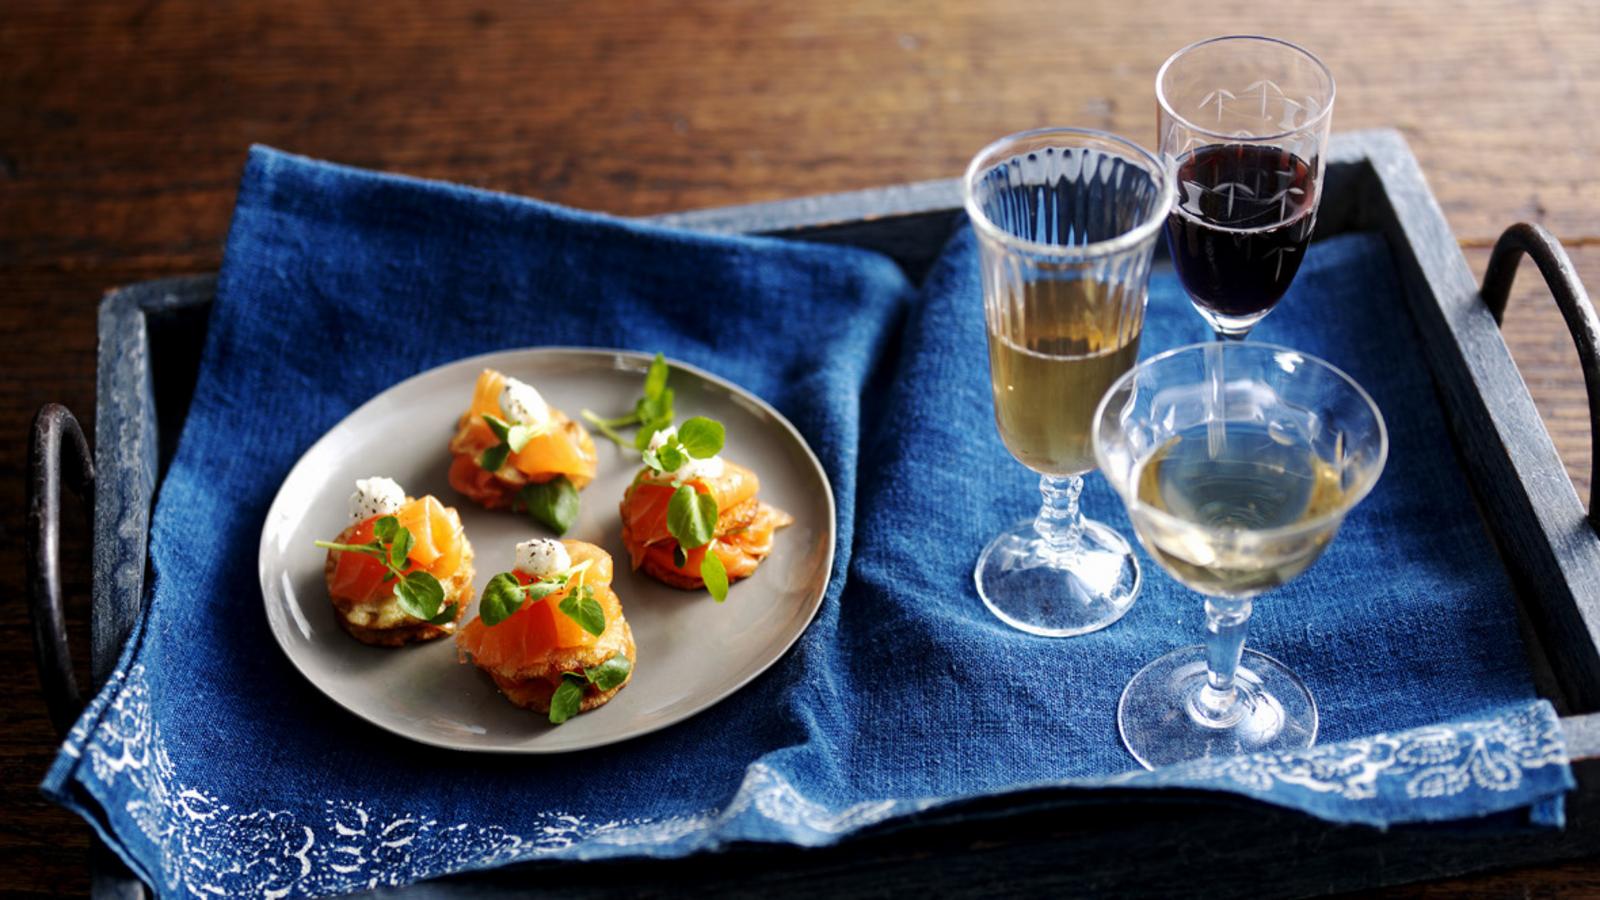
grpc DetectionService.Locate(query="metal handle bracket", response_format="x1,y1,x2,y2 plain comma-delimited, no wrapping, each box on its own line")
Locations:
26,403,95,737
1481,222,1600,528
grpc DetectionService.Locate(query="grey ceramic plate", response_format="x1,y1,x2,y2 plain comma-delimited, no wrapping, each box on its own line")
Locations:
258,348,834,753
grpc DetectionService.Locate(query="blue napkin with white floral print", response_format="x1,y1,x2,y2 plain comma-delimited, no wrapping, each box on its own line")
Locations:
43,146,1573,898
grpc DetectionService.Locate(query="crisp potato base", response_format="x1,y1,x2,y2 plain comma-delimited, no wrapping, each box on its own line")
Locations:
334,596,471,647
637,550,720,591
481,617,637,714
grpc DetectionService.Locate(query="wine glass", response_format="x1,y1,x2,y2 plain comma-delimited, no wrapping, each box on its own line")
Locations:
964,127,1175,636
1092,342,1386,768
1158,36,1335,340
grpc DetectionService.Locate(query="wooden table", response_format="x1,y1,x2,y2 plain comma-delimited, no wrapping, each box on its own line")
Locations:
4,2,1598,895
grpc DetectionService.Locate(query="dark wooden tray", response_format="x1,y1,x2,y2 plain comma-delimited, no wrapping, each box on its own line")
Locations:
26,128,1600,898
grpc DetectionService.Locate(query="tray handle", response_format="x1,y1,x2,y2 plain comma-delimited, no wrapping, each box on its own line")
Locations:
1481,223,1600,528
26,403,94,737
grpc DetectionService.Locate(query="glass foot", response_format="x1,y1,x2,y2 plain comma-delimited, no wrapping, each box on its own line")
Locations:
1118,645,1317,770
974,517,1140,637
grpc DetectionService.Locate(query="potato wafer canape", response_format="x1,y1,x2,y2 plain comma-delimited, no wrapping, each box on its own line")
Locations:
456,538,635,723
315,477,474,646
448,369,598,533
618,419,792,601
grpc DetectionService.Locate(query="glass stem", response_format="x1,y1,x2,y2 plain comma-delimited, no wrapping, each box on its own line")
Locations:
1204,337,1227,457
1190,596,1253,727
1034,474,1085,562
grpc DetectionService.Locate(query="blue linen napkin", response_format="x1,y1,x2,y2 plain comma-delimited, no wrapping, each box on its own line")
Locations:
44,147,1573,898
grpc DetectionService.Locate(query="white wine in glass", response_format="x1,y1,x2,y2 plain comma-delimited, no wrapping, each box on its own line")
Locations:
965,127,1175,637
987,280,1143,476
1093,342,1387,769
1133,421,1350,596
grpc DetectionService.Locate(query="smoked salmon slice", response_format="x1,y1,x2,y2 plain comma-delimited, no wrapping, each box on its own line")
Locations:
326,496,467,604
618,459,791,591
452,369,597,485
456,541,620,670
619,461,762,552
632,503,794,582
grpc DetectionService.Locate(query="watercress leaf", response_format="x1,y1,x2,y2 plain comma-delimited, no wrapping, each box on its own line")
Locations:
313,539,385,559
479,572,527,626
505,424,534,453
701,551,730,602
585,655,632,691
581,409,634,449
393,576,416,602
577,589,605,635
641,448,664,472
677,417,725,459
643,353,669,400
667,484,718,549
482,413,512,442
520,477,579,535
387,526,415,570
477,443,511,473
373,516,400,543
557,586,606,636
425,602,459,626
394,582,426,619
409,570,445,606
666,485,702,549
635,393,667,426
549,677,584,724
697,490,718,524
656,443,685,472
556,591,579,621
635,397,675,441
673,543,688,568
525,579,563,601
634,423,660,451
395,571,445,620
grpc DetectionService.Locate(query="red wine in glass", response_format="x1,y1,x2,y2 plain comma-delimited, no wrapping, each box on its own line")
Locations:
1166,144,1315,320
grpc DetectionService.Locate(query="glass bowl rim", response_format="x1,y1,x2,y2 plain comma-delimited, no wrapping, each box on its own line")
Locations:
1091,339,1390,544
1155,34,1337,144
962,126,1176,261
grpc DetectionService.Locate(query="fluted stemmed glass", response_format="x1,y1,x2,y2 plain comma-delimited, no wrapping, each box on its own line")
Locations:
1158,36,1335,340
965,127,1175,637
1093,342,1386,768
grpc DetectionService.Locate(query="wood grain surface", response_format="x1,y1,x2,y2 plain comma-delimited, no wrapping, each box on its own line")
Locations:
3,1,1597,896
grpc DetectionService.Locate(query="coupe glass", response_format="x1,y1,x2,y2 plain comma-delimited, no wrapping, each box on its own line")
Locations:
1158,35,1335,340
1093,342,1386,768
964,127,1175,636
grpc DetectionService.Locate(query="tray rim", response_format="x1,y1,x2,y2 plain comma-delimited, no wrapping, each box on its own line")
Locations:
82,127,1600,897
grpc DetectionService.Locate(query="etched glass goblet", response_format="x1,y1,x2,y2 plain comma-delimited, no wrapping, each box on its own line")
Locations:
1158,35,1335,340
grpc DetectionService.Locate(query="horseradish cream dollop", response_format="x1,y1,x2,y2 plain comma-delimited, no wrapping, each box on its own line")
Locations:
645,427,726,480
499,376,551,428
514,538,570,578
349,477,405,522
